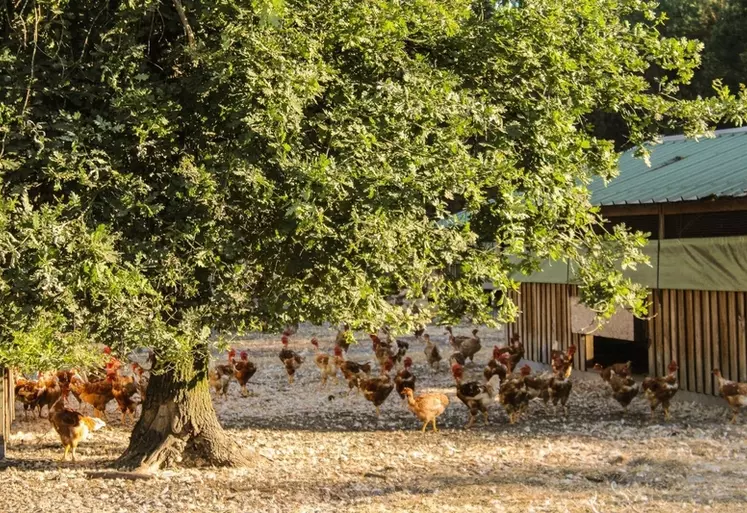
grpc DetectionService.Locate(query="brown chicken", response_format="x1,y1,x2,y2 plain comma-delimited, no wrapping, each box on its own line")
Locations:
110,372,138,425
452,363,495,428
423,334,442,371
209,349,236,399
551,345,577,374
608,369,639,414
131,362,150,403
713,369,747,424
70,374,114,420
279,335,305,384
359,360,395,416
371,334,395,369
593,361,632,383
458,329,482,363
403,387,449,432
395,357,416,399
311,337,338,388
15,378,40,420
33,372,63,418
641,360,679,420
499,365,531,424
233,350,257,397
334,345,372,393
483,349,511,384
545,355,574,415
49,399,106,462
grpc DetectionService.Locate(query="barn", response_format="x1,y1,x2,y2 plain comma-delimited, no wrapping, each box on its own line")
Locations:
506,126,747,396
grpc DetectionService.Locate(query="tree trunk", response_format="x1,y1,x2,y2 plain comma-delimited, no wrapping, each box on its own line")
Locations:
115,349,248,472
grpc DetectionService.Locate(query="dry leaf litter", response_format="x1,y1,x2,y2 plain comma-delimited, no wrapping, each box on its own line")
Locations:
1,325,746,513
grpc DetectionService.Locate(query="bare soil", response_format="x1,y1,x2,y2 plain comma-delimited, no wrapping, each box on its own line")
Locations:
2,326,746,513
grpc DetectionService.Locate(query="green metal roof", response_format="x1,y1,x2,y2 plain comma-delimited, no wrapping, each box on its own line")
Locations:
590,127,747,206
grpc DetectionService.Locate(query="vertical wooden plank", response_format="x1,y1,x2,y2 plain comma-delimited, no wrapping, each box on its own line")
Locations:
739,293,747,383
648,291,656,376
532,283,542,362
711,292,721,393
693,291,704,393
702,291,712,395
677,290,687,390
728,292,739,381
686,290,696,392
584,334,594,366
0,368,5,461
662,290,671,376
669,290,679,376
538,284,546,363
549,284,556,360
652,290,662,377
719,292,730,380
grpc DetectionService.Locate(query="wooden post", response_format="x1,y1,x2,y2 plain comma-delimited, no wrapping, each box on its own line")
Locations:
584,334,594,370
0,368,6,460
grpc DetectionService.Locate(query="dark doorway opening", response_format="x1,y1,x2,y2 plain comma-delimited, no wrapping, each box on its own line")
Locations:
592,318,649,374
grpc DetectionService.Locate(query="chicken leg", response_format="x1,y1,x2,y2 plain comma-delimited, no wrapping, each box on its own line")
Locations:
432,418,439,432
421,420,429,432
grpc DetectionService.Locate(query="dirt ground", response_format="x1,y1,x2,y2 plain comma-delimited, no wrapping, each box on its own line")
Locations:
2,325,746,513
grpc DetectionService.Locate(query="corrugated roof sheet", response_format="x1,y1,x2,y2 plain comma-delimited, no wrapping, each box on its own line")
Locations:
590,127,747,205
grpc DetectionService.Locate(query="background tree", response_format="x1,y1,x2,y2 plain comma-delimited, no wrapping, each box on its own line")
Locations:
1,0,745,471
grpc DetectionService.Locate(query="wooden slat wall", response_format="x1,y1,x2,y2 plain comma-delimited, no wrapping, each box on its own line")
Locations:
507,283,582,370
648,289,747,395
509,284,747,396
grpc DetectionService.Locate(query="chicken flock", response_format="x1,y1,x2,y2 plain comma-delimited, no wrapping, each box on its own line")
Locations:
13,325,747,461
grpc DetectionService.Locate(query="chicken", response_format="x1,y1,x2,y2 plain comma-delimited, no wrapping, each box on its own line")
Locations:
544,355,574,415
608,369,639,414
551,345,577,374
423,334,442,371
394,357,416,399
483,348,510,384
335,323,353,353
641,360,679,420
33,372,63,418
70,374,114,420
110,372,138,425
521,367,554,410
209,349,236,399
499,365,532,424
451,363,495,428
359,360,395,416
371,334,395,370
392,339,409,367
15,378,40,420
449,351,466,367
506,334,524,371
413,324,425,341
593,361,632,383
713,369,747,424
334,345,372,393
458,329,481,363
49,399,106,462
131,362,149,403
233,350,257,397
55,369,78,406
403,388,449,432
445,325,468,351
311,337,338,388
279,335,305,384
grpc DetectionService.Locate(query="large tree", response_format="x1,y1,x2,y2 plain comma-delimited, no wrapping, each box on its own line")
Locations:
1,0,745,471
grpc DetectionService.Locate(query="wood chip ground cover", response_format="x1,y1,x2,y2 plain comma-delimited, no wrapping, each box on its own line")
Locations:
1,326,746,512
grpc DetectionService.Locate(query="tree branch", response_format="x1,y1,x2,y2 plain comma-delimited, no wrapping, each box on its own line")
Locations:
172,0,195,47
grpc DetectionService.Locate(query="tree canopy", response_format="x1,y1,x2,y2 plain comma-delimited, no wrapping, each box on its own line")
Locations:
1,0,746,373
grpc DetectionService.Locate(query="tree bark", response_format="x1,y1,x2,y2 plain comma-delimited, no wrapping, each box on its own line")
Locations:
114,349,248,471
